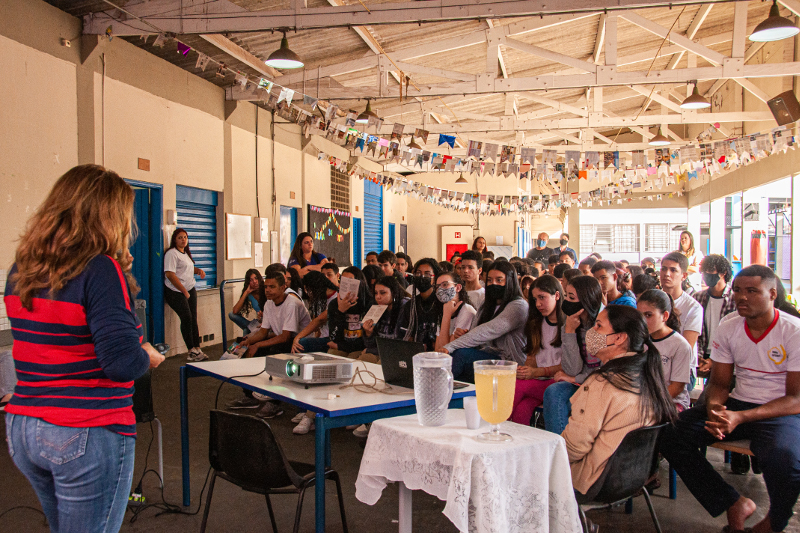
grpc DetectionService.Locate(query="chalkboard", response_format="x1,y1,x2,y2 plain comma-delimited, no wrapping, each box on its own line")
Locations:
307,205,352,267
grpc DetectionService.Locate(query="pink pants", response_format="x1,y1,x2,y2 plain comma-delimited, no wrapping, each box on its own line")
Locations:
511,378,555,425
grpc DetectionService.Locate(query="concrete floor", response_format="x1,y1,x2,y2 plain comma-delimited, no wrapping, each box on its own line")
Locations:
2,344,800,533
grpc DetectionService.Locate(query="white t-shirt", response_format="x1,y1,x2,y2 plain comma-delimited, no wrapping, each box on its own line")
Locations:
164,248,196,292
467,287,485,313
449,303,477,335
652,331,692,410
673,291,703,369
711,311,800,405
261,294,311,336
704,295,725,356
534,319,563,368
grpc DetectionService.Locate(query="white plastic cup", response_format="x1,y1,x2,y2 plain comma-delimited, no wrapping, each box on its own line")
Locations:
463,396,481,429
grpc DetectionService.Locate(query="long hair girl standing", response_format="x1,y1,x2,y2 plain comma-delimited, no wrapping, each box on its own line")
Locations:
164,227,207,361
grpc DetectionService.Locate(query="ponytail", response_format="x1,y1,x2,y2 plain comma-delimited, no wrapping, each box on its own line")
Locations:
638,289,682,332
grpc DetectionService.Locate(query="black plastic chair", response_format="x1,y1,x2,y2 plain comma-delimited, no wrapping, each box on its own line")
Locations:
574,423,667,533
200,410,348,533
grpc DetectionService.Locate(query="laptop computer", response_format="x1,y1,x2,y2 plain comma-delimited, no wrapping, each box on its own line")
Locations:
376,337,469,390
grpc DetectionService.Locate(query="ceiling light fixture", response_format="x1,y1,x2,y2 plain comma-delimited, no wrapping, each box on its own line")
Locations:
648,127,670,146
680,83,711,109
265,31,304,69
356,100,379,124
749,0,799,42
455,172,468,183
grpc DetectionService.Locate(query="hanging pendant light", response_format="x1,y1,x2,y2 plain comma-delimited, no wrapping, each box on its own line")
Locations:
356,100,379,124
456,172,468,184
680,83,711,109
265,31,304,69
648,127,670,146
750,0,799,42
407,135,422,150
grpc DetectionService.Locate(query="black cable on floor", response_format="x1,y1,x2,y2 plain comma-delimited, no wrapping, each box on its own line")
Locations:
214,369,266,409
0,505,46,524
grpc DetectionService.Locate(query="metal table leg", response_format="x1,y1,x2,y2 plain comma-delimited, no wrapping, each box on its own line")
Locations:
315,413,327,533
180,366,191,506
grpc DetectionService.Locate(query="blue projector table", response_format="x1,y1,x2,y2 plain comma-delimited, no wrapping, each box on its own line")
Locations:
180,357,475,533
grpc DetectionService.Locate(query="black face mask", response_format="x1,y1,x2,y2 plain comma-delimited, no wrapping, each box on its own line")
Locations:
559,239,568,246
561,300,584,316
702,273,721,288
485,284,506,302
414,276,433,293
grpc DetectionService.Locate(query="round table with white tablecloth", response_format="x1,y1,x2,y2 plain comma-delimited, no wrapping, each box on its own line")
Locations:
355,410,581,533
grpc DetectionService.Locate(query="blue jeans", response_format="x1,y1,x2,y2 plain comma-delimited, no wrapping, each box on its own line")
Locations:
661,398,800,532
543,381,579,435
451,348,500,383
228,312,252,335
5,413,135,533
299,336,330,353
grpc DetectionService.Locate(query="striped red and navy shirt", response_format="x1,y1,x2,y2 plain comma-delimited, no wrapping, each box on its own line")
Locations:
3,255,150,436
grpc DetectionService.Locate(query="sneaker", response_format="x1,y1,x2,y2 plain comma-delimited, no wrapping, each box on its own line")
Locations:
293,417,315,435
187,349,208,362
345,424,359,430
254,402,284,419
228,397,264,410
291,412,306,423
252,392,271,401
353,424,370,438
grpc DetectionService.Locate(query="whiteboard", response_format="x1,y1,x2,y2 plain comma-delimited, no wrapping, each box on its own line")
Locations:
226,213,252,260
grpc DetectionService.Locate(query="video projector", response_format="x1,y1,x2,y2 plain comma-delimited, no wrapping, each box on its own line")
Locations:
264,353,355,386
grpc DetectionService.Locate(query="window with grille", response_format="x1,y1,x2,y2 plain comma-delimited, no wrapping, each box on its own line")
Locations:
580,224,639,254
331,168,350,212
645,224,682,253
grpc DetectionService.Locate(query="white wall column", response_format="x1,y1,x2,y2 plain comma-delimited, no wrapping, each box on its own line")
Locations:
709,198,726,256
792,174,800,294
687,204,701,253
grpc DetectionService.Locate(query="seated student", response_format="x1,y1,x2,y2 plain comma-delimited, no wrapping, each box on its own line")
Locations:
439,261,529,383
266,263,303,299
365,251,379,266
482,250,495,261
624,265,644,291
321,262,340,287
641,256,657,271
511,275,564,425
557,250,576,268
460,251,485,312
553,263,571,290
547,254,559,276
363,275,410,359
361,264,383,296
327,266,374,356
543,275,604,435
578,256,597,276
395,252,413,282
287,232,328,278
533,260,547,277
592,260,636,308
632,272,658,299
693,254,736,378
397,258,443,351
660,252,703,389
229,269,266,337
589,252,603,261
564,305,676,496
637,290,692,412
480,259,493,286
434,271,477,351
377,250,409,288
619,259,630,267
449,251,462,263
512,260,530,280
519,275,535,301
563,268,583,286
661,266,800,533
290,271,339,354
439,260,455,273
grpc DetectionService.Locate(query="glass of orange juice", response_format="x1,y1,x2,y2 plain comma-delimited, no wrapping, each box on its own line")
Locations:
473,360,517,442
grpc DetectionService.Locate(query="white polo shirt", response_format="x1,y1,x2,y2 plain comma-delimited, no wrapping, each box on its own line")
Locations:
711,310,800,405
673,291,703,369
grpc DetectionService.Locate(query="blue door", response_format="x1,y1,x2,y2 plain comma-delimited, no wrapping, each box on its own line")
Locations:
280,206,299,264
127,180,164,343
352,217,362,268
364,181,383,254
388,223,396,253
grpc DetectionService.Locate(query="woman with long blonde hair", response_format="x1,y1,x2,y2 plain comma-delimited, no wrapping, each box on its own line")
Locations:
3,165,164,533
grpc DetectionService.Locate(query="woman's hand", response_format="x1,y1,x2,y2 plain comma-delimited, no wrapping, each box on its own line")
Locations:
442,300,458,317
452,328,468,339
182,290,191,299
338,293,357,312
564,309,584,334
291,337,304,354
142,343,165,369
195,267,206,279
553,371,577,384
437,347,449,354
516,366,536,380
256,311,263,321
327,341,339,350
362,319,375,336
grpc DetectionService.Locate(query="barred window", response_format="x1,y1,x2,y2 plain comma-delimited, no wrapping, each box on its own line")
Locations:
645,224,681,253
580,224,639,254
331,167,350,212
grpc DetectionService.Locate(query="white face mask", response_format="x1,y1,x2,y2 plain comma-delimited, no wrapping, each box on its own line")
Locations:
585,327,613,357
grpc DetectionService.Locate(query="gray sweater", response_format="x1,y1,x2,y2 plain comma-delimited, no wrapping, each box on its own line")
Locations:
560,327,601,384
443,298,528,364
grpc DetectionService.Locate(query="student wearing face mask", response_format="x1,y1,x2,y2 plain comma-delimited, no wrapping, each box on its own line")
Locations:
511,275,565,425
434,272,477,351
439,261,529,382
397,259,443,351
542,275,604,435
563,305,676,496
363,276,410,359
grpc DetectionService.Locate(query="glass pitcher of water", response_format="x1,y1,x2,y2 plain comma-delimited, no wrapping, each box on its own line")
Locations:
413,352,454,426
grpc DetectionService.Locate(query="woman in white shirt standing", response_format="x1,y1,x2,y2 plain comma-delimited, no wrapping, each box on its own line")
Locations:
164,228,206,361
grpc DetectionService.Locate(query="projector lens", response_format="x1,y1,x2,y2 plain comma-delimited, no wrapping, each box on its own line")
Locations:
286,361,295,377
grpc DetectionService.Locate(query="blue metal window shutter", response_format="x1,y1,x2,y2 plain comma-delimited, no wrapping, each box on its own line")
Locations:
176,185,218,288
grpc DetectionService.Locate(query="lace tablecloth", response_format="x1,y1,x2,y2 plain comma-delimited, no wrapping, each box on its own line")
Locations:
355,410,581,533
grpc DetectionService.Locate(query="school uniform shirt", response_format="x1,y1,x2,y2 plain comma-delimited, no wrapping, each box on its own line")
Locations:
164,248,195,292
534,319,563,368
711,310,800,405
651,331,692,410
261,294,311,336
673,291,703,369
448,303,477,335
467,287,485,313
287,252,327,268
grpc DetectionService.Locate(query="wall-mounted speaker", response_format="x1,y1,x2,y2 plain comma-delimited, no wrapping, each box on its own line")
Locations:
767,90,800,126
